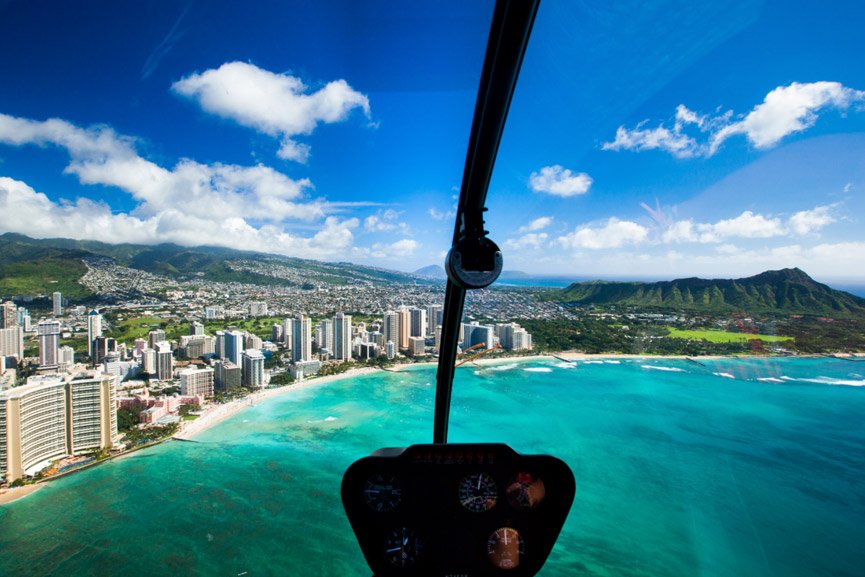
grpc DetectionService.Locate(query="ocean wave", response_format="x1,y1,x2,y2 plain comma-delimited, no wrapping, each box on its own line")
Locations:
714,372,735,379
307,416,339,423
792,376,865,387
488,363,520,372
553,361,577,369
641,365,685,373
757,377,784,383
524,367,553,373
583,360,604,364
604,360,622,364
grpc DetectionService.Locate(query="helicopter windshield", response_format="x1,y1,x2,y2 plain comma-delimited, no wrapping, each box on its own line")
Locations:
1,1,864,577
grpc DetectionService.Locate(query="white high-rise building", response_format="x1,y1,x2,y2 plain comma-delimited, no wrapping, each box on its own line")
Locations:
87,310,102,359
52,292,62,317
282,318,293,349
38,319,61,368
248,301,268,317
291,315,312,363
224,330,245,366
386,341,396,360
190,321,204,336
58,345,75,367
245,334,263,350
142,348,157,375
0,326,23,359
410,308,427,338
155,341,173,381
0,301,17,329
180,366,215,397
242,349,265,388
333,312,352,360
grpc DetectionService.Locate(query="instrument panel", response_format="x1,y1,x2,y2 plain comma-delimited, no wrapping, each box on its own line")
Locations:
341,443,575,576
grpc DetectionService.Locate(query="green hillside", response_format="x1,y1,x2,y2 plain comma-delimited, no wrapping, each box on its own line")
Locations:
556,268,865,315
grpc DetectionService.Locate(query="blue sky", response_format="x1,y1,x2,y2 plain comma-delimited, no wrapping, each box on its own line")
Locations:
0,0,864,282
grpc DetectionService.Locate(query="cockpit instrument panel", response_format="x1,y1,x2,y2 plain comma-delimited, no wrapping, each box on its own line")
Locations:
342,443,575,576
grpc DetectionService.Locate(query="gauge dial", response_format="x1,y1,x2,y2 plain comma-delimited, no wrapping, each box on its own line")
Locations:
487,527,524,570
384,527,422,567
364,474,401,512
506,472,546,511
458,472,498,512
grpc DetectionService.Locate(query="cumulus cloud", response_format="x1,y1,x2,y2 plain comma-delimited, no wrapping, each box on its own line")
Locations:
0,112,408,260
528,165,592,197
556,218,648,250
366,238,419,259
364,209,409,233
662,206,836,244
428,207,455,221
504,232,548,250
787,204,836,235
172,61,371,162
604,81,865,158
517,216,553,233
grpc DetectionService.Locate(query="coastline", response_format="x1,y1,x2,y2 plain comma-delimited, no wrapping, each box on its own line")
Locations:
173,366,382,440
0,483,45,506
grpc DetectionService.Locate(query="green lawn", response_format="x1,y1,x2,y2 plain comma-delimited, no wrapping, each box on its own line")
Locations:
107,316,172,342
666,328,793,343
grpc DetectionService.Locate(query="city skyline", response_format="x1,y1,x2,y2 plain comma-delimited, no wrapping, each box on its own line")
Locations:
1,1,864,281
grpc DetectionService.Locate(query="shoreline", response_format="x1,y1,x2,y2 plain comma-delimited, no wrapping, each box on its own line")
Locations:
0,483,45,506
173,366,382,440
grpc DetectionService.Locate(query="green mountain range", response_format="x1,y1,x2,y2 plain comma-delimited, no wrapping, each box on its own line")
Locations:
556,268,865,315
0,233,421,300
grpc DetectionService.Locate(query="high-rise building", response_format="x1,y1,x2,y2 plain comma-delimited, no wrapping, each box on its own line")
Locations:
358,342,379,360
291,315,311,363
37,319,61,368
205,306,223,320
282,318,293,349
18,307,31,332
179,366,215,397
52,292,62,317
242,349,265,388
462,322,495,350
58,345,75,367
92,336,117,367
248,301,268,317
215,330,225,359
0,301,17,329
0,371,117,483
190,321,205,336
141,348,157,375
426,305,443,336
155,341,173,381
495,323,516,350
87,310,102,359
410,308,427,338
0,326,24,360
408,336,426,356
383,311,399,349
245,334,263,350
223,330,245,366
386,341,395,360
397,307,410,350
272,323,283,343
333,312,352,360
214,360,242,392
316,319,334,354
512,329,532,351
148,329,166,349
180,335,215,359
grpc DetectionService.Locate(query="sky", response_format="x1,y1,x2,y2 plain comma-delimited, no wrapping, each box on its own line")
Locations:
1,0,864,282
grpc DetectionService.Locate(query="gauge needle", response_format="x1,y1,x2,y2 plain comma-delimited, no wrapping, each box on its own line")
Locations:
477,476,481,490
386,547,401,553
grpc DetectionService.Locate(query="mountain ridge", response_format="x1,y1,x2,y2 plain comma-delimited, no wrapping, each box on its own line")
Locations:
556,268,865,315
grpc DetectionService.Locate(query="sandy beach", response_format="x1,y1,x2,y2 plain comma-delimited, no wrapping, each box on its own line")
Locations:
174,366,382,440
0,483,44,506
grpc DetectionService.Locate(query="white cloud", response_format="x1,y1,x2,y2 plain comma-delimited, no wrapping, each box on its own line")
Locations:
788,204,836,235
0,113,416,261
602,123,702,158
528,165,593,197
364,209,409,233
517,216,552,233
504,232,548,250
556,218,648,250
172,61,371,162
428,207,455,221
604,81,865,158
367,238,419,259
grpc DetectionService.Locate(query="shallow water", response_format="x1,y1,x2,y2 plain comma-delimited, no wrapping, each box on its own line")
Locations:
1,357,864,577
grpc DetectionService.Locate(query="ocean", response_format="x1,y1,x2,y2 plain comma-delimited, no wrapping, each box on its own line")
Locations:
1,357,863,577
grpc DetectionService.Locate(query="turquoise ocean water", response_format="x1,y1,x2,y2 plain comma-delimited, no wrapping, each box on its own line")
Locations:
1,357,864,577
